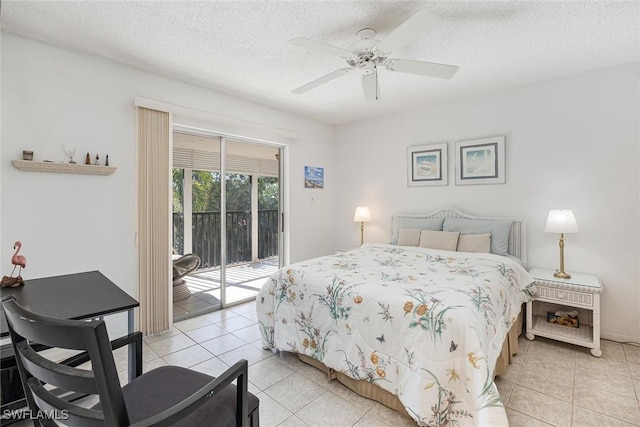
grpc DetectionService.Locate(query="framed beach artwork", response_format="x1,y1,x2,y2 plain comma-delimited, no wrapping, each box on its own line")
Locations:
304,166,324,189
407,143,448,186
454,136,505,185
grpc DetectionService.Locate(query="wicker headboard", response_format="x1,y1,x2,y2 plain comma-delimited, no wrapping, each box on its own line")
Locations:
392,207,527,267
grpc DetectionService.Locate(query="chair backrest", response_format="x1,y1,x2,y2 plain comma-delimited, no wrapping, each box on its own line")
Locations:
2,295,129,426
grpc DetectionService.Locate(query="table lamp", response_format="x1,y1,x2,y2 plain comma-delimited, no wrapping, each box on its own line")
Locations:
545,209,579,279
353,206,371,245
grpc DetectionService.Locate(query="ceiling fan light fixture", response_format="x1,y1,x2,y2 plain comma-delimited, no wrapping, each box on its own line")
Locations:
289,9,458,100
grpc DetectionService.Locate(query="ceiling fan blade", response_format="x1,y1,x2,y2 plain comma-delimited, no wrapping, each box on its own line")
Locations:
375,10,440,54
385,58,458,79
361,68,380,101
288,37,354,58
292,68,352,94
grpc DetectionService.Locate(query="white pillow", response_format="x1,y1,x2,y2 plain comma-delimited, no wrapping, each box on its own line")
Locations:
419,230,460,251
457,233,491,253
397,228,421,246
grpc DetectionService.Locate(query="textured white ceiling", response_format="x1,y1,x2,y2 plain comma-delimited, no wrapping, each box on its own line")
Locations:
2,1,638,125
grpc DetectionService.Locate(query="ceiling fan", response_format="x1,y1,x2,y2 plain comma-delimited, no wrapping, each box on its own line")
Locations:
289,10,459,101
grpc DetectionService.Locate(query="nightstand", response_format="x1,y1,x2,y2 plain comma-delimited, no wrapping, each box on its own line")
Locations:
526,268,603,357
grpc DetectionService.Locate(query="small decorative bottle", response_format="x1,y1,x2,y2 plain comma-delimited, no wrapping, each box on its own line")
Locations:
85,153,91,165
105,155,109,166
95,154,100,166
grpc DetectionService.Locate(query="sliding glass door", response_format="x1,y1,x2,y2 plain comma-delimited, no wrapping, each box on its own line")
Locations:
222,139,281,305
172,131,282,320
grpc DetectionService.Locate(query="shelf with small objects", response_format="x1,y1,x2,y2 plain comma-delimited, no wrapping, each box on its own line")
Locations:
13,148,115,176
12,160,116,175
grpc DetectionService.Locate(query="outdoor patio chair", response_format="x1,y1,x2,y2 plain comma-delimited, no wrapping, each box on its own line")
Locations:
173,253,201,301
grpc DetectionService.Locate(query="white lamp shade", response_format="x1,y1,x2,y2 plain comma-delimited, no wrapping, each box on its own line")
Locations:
353,206,371,222
545,209,579,234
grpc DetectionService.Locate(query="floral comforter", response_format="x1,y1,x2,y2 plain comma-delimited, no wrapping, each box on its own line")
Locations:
257,243,535,426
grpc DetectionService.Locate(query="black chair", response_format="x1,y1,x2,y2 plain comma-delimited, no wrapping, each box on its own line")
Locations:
1,295,259,426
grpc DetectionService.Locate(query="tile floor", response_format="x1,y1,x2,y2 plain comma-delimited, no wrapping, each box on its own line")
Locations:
9,301,640,426
148,301,640,427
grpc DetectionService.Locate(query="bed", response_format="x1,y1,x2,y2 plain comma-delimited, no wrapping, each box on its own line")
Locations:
257,208,535,426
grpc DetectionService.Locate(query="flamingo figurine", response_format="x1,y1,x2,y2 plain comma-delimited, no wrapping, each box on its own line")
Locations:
11,240,26,279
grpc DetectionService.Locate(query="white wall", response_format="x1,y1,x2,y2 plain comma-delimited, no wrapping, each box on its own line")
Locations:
1,34,335,335
4,33,638,342
334,63,640,342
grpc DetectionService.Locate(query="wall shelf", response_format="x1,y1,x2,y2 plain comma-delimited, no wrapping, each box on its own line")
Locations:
12,160,116,175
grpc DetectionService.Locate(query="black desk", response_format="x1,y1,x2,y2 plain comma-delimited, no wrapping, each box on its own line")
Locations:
1,270,139,380
0,271,139,423
1,270,139,366
1,270,138,337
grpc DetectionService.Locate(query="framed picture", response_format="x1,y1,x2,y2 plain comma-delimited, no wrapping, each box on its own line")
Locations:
304,166,324,189
407,143,448,186
454,136,505,185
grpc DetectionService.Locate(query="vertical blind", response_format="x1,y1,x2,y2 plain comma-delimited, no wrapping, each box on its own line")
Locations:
137,107,171,335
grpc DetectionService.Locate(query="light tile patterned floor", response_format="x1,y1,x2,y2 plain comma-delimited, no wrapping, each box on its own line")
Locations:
9,300,640,426
146,300,640,426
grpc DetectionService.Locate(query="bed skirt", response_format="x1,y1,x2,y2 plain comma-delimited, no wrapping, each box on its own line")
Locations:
297,312,523,419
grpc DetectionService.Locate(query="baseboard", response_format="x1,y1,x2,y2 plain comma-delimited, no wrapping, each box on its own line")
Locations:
602,330,640,345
